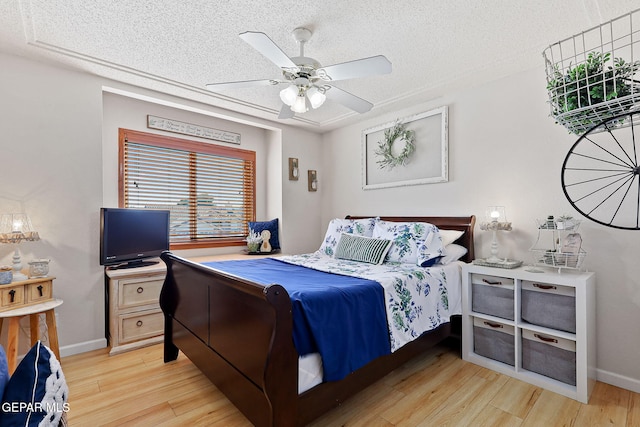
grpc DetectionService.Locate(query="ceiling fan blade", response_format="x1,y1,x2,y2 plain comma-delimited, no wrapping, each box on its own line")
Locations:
318,55,392,81
239,31,299,71
325,86,373,113
278,104,295,119
205,79,280,91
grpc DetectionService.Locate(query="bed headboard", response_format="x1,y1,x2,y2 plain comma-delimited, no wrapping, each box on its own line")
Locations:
345,215,476,263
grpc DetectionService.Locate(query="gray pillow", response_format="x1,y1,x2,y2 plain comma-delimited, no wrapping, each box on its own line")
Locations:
334,233,392,265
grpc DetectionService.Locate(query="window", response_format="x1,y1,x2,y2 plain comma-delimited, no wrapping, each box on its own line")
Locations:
118,129,256,249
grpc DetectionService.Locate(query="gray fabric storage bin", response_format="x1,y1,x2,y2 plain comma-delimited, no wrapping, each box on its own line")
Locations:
473,318,514,366
471,275,514,320
521,281,576,333
522,332,576,385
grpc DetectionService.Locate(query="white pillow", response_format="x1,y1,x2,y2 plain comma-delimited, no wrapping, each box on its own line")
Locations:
439,229,464,247
318,217,377,256
372,220,444,266
439,244,468,264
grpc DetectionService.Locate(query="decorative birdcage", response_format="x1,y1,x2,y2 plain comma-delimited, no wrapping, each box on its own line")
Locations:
543,9,640,135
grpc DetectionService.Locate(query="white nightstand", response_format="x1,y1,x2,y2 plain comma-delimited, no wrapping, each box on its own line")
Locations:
461,263,596,403
105,262,166,355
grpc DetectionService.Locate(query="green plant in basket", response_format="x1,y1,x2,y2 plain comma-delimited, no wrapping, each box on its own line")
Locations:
547,51,640,130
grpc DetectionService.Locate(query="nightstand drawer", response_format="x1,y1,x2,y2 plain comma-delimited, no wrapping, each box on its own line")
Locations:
522,329,576,385
26,279,53,303
521,281,576,333
473,317,514,366
119,276,164,309
120,310,164,343
471,274,514,320
0,285,25,310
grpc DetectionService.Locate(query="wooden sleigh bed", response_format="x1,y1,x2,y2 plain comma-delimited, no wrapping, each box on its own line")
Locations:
159,215,475,427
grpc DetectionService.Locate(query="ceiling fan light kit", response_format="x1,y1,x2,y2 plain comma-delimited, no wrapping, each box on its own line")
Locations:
279,85,298,105
307,86,326,109
280,83,327,113
291,90,310,113
206,27,391,118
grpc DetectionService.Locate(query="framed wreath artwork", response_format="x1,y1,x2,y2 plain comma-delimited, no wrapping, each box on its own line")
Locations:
362,106,448,190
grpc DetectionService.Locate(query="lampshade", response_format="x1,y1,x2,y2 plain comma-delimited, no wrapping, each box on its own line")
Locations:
480,206,512,231
487,206,506,222
0,213,40,243
0,213,40,282
279,85,298,106
307,86,326,109
291,92,309,114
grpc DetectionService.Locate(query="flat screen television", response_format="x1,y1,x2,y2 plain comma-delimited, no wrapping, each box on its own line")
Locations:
100,207,170,269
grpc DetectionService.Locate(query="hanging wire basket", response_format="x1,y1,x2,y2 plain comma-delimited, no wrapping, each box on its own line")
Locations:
543,9,640,135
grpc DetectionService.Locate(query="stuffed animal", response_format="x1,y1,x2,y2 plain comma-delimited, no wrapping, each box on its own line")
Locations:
260,230,272,253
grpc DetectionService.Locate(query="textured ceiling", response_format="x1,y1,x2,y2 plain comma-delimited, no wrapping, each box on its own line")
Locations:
0,1,639,132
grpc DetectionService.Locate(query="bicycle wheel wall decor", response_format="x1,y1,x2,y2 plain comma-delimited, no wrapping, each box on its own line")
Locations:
561,111,640,230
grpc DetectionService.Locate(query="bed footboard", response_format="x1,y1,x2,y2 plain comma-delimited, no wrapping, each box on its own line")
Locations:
159,251,298,427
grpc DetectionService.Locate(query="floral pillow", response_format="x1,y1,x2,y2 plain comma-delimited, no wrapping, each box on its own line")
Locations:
372,220,444,266
318,218,377,256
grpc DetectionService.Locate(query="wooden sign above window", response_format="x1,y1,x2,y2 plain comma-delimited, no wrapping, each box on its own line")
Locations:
147,115,241,145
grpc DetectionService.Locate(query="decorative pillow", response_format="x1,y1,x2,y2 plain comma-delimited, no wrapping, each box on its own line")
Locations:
318,218,377,256
372,220,444,267
0,345,8,403
334,233,392,265
439,243,468,264
439,229,464,247
0,341,68,427
249,218,280,250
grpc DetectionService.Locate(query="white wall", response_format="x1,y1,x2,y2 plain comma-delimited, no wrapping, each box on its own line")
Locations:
281,127,324,254
321,66,640,392
0,51,325,355
0,53,106,353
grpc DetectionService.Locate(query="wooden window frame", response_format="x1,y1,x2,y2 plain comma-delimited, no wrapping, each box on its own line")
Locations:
118,128,256,250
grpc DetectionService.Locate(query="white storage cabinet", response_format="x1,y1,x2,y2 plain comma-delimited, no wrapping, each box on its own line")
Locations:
106,261,166,355
462,264,596,403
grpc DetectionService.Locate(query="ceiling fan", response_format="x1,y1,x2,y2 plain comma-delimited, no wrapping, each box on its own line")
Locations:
205,27,392,119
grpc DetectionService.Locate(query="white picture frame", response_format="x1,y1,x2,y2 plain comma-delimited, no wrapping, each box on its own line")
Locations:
362,106,448,190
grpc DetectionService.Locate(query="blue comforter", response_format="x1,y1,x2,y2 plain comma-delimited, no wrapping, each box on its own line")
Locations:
202,258,391,382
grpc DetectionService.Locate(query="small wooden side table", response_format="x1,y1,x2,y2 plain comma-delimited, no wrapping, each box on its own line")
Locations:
0,298,63,373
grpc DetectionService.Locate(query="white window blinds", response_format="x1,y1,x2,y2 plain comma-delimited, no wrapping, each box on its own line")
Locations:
119,129,255,248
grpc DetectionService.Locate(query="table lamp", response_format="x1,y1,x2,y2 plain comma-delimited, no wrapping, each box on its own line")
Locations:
0,213,40,281
475,206,521,268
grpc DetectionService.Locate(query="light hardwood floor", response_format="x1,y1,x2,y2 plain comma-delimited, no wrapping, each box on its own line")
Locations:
61,342,640,426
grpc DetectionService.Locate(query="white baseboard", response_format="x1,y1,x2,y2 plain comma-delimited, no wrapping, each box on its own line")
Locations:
60,338,107,358
597,368,640,393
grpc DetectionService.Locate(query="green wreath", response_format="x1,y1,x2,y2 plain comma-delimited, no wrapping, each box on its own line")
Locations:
375,121,416,169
